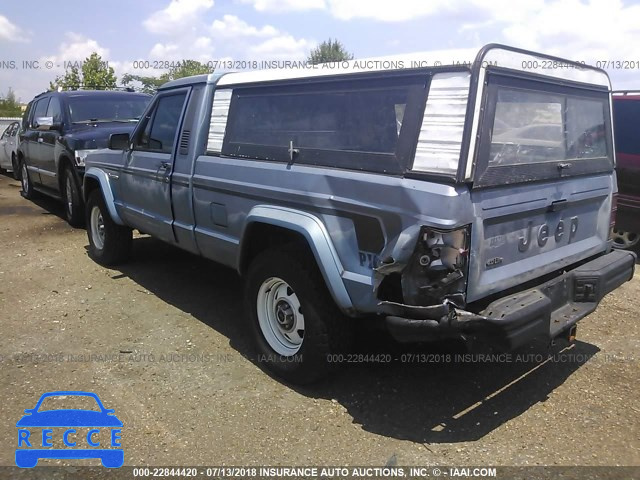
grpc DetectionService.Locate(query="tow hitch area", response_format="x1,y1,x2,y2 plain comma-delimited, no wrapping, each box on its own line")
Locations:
566,325,578,343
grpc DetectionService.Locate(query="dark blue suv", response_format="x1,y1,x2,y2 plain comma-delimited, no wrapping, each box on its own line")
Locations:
18,90,150,226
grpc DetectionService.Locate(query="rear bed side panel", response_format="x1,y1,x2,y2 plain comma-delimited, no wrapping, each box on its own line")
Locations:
190,155,475,312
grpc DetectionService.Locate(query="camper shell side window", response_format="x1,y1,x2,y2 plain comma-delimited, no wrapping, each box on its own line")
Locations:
215,74,430,175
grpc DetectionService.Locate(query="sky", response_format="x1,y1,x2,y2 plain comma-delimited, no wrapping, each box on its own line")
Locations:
0,0,639,103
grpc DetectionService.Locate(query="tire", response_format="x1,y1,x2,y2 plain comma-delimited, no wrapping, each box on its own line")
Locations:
611,228,640,251
12,154,20,180
20,158,34,199
86,189,132,266
245,245,354,384
62,165,84,227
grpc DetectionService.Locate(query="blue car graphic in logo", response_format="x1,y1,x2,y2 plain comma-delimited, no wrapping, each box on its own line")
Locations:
16,391,123,468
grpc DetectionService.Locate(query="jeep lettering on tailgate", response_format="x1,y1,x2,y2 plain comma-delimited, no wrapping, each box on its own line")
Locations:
516,217,578,253
82,44,635,383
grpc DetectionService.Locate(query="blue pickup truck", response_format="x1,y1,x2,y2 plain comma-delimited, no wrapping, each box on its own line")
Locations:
83,44,635,383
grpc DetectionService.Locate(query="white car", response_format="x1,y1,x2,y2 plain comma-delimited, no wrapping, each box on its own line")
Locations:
0,121,20,177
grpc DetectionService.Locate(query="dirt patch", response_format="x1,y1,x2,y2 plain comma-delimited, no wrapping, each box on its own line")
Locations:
0,172,638,468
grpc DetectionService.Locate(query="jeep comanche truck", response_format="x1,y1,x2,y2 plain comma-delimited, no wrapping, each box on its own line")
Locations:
83,44,635,383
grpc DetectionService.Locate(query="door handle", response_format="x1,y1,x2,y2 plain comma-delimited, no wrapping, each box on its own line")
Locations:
157,161,171,183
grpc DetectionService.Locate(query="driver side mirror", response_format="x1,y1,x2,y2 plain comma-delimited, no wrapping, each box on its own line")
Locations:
34,117,63,132
34,116,57,130
109,133,130,150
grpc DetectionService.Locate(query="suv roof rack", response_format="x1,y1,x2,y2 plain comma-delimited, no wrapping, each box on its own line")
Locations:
48,85,138,93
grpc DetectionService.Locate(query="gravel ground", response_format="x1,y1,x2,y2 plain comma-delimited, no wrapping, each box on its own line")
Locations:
0,171,639,471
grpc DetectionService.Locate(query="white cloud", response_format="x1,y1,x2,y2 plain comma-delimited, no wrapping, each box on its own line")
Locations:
327,0,454,21
48,33,111,61
497,0,640,62
249,35,314,60
143,0,214,35
149,36,215,62
0,15,27,42
149,43,181,59
39,33,112,79
143,0,218,65
211,15,279,37
237,0,325,12
208,15,314,61
453,0,640,72
8,34,114,101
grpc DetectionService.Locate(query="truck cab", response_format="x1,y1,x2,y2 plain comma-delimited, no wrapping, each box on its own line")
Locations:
83,44,635,384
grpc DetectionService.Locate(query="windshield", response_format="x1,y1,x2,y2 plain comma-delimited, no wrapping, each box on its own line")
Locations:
37,395,101,412
68,95,149,123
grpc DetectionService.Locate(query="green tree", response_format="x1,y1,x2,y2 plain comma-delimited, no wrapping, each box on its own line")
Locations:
0,88,22,117
307,39,354,65
49,52,116,91
120,74,164,94
122,60,214,94
49,65,81,91
165,59,214,80
81,53,117,89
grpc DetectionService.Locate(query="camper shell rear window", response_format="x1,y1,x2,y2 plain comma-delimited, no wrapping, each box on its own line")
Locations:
474,73,613,187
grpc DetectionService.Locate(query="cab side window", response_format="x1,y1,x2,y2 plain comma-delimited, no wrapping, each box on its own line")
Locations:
31,98,50,128
134,92,187,153
46,97,63,124
22,103,32,131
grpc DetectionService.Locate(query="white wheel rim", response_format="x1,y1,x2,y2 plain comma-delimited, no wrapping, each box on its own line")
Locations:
612,229,640,249
90,205,105,250
66,175,73,216
21,163,28,191
256,277,305,356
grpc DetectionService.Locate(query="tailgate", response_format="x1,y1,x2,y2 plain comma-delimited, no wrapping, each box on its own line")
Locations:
466,71,615,303
467,174,613,302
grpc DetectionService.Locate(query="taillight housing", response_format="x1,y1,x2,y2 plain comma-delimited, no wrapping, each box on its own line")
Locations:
401,225,470,307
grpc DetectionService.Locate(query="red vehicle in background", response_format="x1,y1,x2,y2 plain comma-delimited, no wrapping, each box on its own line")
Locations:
612,91,640,250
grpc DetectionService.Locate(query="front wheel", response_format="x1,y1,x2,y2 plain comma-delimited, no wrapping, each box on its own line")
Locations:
62,166,84,227
20,159,34,199
86,189,132,266
245,246,354,384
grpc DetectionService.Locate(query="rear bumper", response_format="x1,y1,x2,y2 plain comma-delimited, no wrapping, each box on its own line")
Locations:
384,249,636,349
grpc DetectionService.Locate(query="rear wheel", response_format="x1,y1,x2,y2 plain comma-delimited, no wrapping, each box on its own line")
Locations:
612,228,640,251
86,189,132,265
20,158,34,199
62,165,84,227
245,245,354,384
